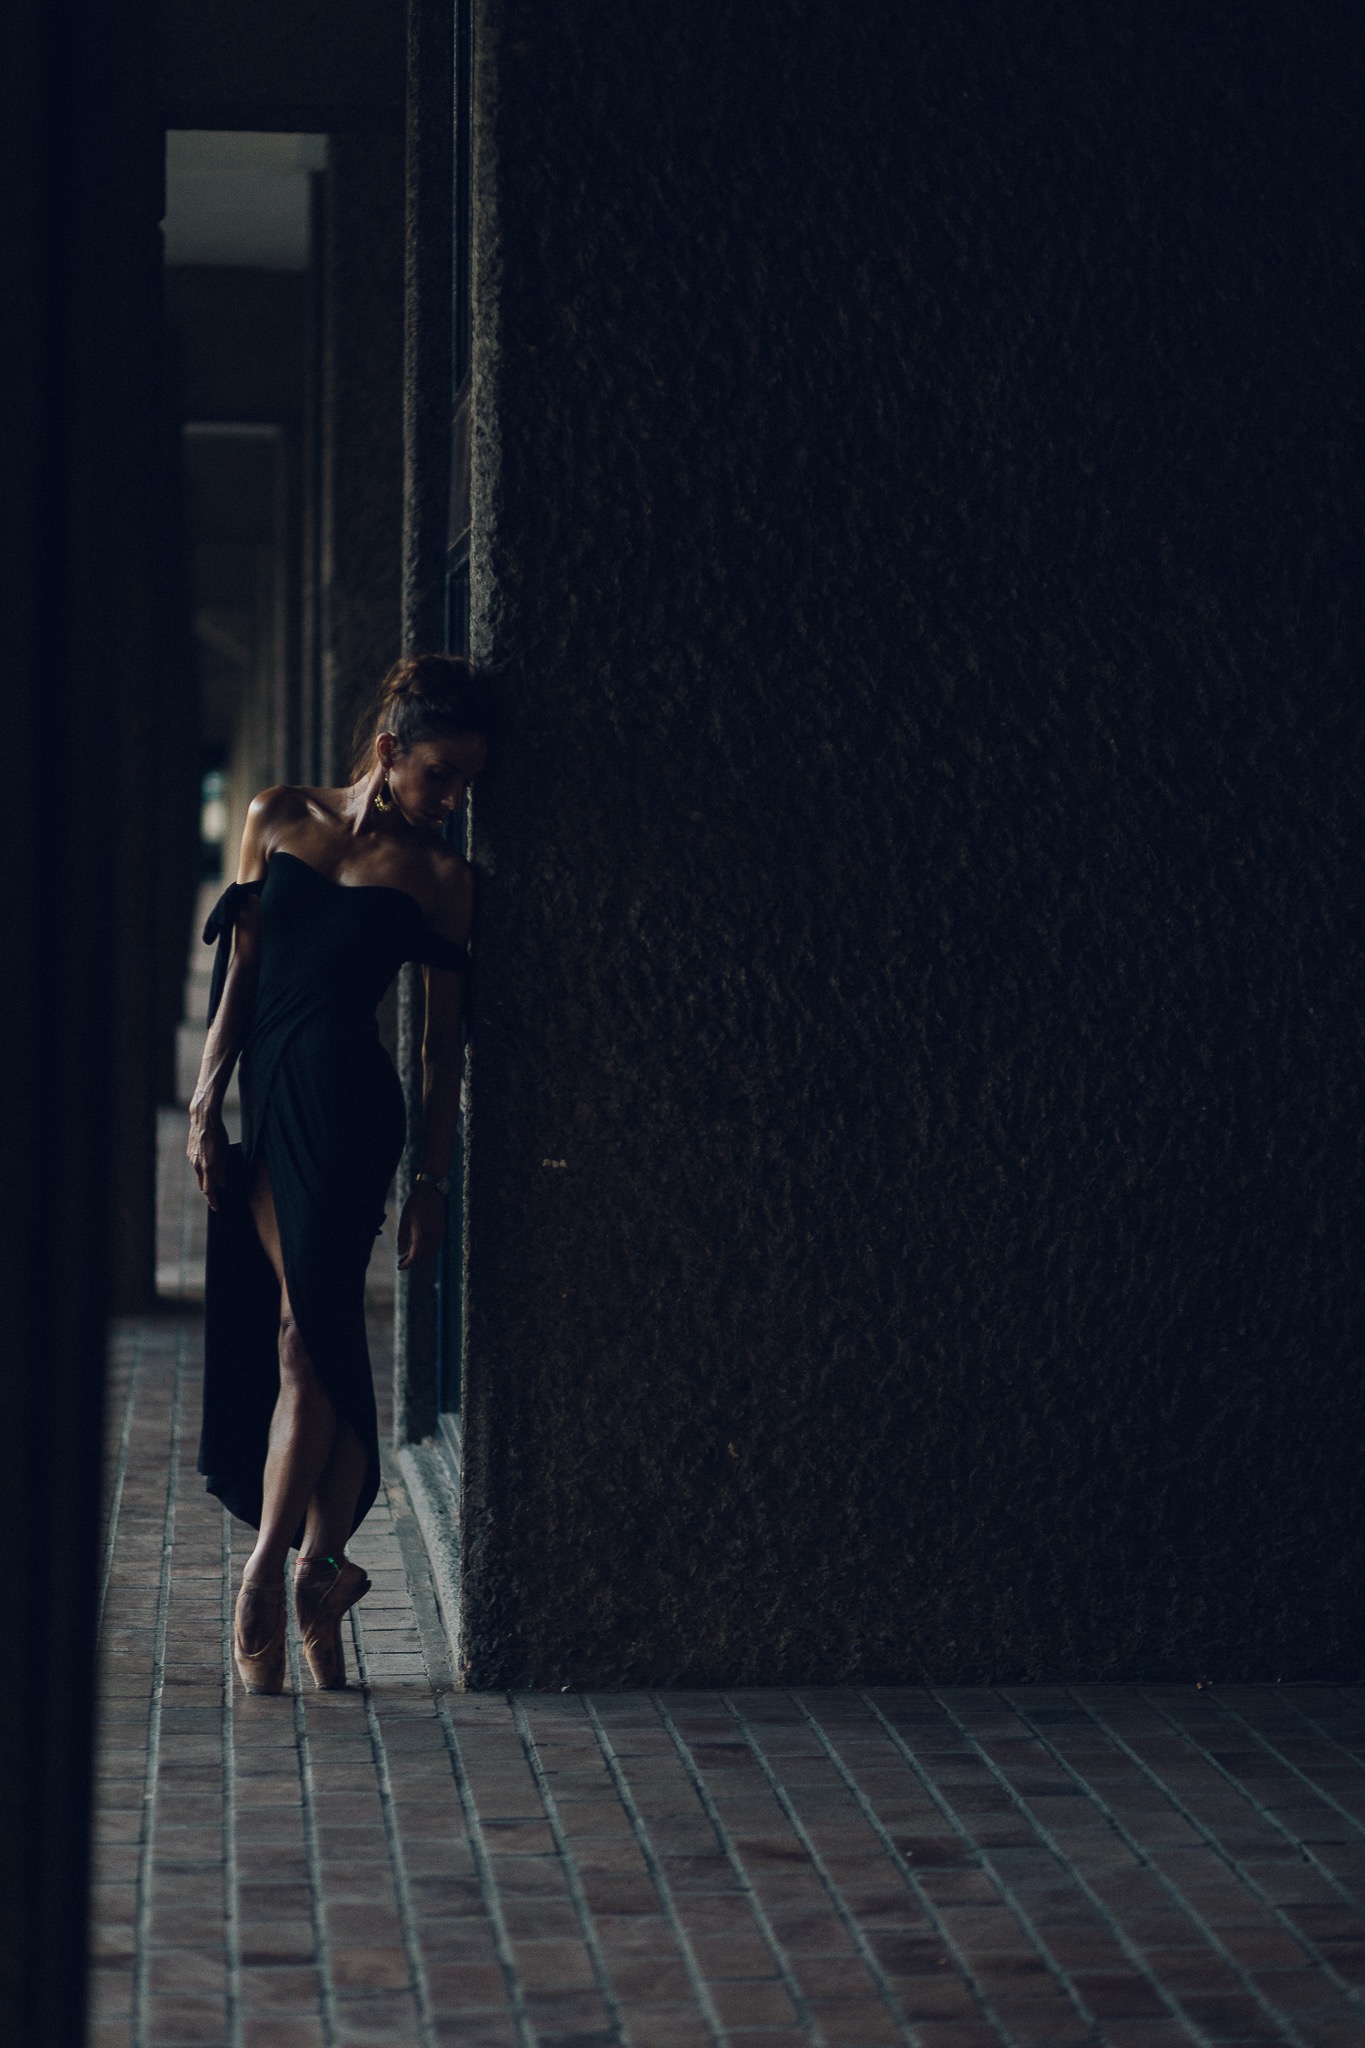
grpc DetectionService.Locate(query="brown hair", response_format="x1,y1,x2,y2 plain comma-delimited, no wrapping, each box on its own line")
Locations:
350,652,496,779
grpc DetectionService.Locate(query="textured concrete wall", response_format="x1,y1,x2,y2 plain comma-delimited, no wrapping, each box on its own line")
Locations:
394,0,459,1449
461,0,1365,1686
319,135,405,782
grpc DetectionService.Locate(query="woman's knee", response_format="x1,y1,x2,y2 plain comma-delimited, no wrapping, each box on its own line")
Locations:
277,1312,320,1393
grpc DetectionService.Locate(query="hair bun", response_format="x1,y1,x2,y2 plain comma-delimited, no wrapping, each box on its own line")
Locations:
350,651,496,776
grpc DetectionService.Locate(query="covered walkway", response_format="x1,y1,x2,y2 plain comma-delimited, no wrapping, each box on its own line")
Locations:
90,1316,1365,2048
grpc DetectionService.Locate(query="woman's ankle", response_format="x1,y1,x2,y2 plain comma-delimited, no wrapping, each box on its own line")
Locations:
296,1549,345,1573
242,1552,285,1587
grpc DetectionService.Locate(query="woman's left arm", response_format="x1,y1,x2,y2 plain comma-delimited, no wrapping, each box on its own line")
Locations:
396,859,472,1271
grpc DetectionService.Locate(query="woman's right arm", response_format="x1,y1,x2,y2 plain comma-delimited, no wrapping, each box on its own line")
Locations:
186,792,277,1210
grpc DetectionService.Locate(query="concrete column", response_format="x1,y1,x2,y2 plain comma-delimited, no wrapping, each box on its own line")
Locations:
393,0,456,1445
458,0,1365,1687
318,133,404,786
298,170,327,789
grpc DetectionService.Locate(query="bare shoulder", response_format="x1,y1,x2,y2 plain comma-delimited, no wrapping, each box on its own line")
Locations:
236,785,307,881
424,844,474,942
246,784,313,832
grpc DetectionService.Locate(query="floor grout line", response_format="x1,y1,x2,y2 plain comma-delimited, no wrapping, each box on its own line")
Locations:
511,1695,632,2048
1211,1686,1365,1848
907,1689,1212,2048
429,1690,537,2048
129,1330,184,2048
97,1330,144,1644
994,1687,1315,2048
221,1508,243,2048
288,1598,340,2048
349,1600,438,2048
716,1694,938,2048
800,1691,1093,2045
652,1693,830,2048
583,1697,729,2048
1127,1687,1365,1996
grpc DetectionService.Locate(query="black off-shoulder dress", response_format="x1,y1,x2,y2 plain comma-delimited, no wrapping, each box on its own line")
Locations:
197,849,468,1535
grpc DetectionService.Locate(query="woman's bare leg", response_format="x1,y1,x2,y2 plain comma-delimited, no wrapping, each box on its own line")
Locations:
302,1425,368,1560
237,1162,367,1645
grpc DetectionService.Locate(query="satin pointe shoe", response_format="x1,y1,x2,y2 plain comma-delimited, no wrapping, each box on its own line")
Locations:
233,1578,287,1695
294,1555,371,1690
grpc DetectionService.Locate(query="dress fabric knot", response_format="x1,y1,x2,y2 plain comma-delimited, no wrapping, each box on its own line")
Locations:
203,877,265,1027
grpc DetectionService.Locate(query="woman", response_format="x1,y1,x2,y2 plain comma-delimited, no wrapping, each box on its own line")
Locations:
188,653,488,1695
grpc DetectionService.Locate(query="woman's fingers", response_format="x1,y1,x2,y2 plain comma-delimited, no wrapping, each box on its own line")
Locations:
187,1109,230,1211
188,1128,226,1210
395,1202,441,1269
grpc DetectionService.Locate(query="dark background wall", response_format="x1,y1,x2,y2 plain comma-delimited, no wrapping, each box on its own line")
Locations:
159,0,404,129
462,0,1365,1686
2,0,167,2029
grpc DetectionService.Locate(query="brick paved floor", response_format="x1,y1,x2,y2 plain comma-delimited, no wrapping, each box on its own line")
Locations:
90,1316,1365,2048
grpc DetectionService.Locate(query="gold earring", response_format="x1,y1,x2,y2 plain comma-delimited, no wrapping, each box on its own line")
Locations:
373,775,394,814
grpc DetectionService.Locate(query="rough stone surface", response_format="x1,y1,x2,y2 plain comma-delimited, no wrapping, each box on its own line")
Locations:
462,1,1365,1686
320,132,405,783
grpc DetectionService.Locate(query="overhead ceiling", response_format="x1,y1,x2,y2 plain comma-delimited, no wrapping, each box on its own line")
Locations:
164,130,327,269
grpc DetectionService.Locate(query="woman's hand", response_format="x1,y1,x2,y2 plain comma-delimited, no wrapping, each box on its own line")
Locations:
397,1182,447,1269
187,1099,231,1212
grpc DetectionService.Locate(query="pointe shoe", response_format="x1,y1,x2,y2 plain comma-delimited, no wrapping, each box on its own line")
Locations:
294,1555,371,1690
233,1579,287,1695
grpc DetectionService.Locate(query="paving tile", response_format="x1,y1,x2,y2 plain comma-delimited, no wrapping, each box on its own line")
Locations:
885,1975,985,2022
688,1931,781,1979
238,1964,324,2013
612,2003,716,2046
423,1957,511,2007
143,1990,229,2042
241,2018,326,2048
145,1949,225,1995
707,1978,799,2027
87,2024,135,2048
429,2019,519,2048
804,1997,905,2044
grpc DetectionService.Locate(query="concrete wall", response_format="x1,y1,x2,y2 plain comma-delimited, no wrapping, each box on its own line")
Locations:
318,135,405,782
394,0,459,1449
460,0,1365,1686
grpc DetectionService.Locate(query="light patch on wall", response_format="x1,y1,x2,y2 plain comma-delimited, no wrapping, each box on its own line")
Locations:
164,130,327,270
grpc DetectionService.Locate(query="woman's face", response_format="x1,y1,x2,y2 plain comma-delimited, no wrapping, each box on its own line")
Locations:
381,732,487,831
